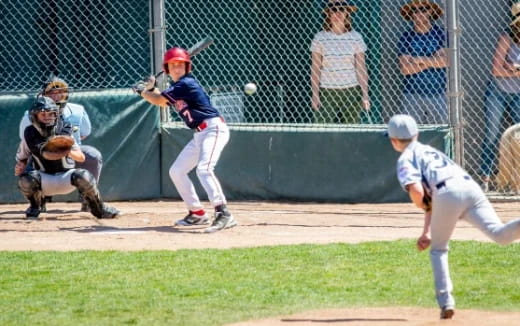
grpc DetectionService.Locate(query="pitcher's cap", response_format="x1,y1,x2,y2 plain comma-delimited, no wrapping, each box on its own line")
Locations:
387,114,418,139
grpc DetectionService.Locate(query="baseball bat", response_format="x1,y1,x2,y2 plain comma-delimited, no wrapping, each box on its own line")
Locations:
155,37,214,78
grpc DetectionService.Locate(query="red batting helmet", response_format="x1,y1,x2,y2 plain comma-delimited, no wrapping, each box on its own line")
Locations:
163,47,191,74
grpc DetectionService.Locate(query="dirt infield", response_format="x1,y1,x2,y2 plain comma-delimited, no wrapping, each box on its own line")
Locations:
1,200,519,324
2,200,519,250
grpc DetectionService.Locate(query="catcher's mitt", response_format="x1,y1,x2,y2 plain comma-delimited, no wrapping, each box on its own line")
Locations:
41,135,74,160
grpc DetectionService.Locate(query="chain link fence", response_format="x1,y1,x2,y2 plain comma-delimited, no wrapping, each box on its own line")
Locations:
2,0,520,197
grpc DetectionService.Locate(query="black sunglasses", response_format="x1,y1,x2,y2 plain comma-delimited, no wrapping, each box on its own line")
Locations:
329,7,347,13
412,6,430,13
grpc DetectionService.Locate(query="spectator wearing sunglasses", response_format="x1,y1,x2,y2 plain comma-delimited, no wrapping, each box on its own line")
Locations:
398,0,447,124
311,0,370,124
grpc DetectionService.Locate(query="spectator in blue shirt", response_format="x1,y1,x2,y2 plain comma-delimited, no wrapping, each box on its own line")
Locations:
398,0,448,124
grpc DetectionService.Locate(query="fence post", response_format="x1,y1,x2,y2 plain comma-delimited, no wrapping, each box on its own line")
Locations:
446,0,464,165
149,0,168,122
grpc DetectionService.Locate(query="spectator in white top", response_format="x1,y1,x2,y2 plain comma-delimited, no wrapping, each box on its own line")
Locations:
310,0,370,124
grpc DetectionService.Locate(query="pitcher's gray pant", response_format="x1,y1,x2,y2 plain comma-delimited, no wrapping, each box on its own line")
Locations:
430,177,520,309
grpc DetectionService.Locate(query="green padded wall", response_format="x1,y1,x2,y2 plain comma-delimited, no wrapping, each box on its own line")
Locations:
160,126,450,203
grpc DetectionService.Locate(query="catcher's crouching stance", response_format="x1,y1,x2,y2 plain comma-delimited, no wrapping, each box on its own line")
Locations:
15,96,119,220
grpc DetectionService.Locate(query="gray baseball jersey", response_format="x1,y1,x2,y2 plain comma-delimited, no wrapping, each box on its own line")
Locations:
396,141,467,193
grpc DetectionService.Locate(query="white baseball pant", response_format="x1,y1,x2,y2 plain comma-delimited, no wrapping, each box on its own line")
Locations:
169,117,230,211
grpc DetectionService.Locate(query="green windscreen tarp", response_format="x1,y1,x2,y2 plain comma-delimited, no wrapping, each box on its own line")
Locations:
160,125,450,203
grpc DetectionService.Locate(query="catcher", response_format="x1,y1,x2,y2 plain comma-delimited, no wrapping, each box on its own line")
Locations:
387,114,520,320
14,96,119,220
19,77,103,212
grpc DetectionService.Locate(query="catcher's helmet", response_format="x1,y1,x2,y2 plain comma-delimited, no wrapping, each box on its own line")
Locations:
43,77,69,105
29,96,59,130
163,47,191,74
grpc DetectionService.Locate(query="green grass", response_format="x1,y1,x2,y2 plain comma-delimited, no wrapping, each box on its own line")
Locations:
1,240,519,325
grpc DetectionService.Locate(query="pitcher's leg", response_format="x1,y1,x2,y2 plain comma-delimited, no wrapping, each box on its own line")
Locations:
463,186,520,244
429,191,465,310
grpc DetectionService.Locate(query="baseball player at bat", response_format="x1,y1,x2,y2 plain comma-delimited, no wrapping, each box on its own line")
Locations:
387,114,520,320
133,47,236,233
15,96,119,220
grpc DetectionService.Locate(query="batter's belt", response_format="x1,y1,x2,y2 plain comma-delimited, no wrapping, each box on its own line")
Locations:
195,116,225,132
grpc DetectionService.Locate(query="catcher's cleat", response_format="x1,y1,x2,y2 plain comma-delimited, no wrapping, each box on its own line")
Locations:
40,198,47,213
204,212,237,233
175,212,209,226
440,307,455,319
25,206,41,220
98,206,120,219
80,200,90,212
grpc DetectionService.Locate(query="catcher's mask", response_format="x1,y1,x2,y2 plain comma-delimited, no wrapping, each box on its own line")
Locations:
29,96,59,136
43,77,69,107
163,47,191,75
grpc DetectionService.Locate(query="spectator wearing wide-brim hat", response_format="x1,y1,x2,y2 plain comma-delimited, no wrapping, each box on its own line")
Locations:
397,0,448,125
322,0,358,14
310,0,370,124
400,0,444,21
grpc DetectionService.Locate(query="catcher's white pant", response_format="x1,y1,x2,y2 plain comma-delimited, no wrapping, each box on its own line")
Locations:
169,117,230,211
41,170,77,196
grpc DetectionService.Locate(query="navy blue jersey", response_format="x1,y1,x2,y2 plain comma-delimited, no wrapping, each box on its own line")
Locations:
161,74,220,129
398,24,447,96
24,120,76,174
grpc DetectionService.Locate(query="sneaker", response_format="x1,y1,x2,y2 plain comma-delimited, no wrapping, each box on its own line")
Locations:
440,307,455,319
175,212,209,226
25,206,41,220
99,206,120,219
204,212,237,233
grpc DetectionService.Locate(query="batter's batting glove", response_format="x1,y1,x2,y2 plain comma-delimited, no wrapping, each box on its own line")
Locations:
132,76,156,95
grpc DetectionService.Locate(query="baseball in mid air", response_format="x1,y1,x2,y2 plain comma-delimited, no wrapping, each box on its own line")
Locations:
244,83,257,96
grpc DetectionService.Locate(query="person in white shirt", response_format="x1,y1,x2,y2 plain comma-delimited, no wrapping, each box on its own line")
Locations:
310,0,370,124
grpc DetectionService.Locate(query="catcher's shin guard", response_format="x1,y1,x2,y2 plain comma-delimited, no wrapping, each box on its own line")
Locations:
18,171,43,212
70,169,118,219
71,169,103,217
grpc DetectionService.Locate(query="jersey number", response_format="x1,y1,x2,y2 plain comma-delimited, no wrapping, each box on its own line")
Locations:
425,151,449,169
181,110,194,123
